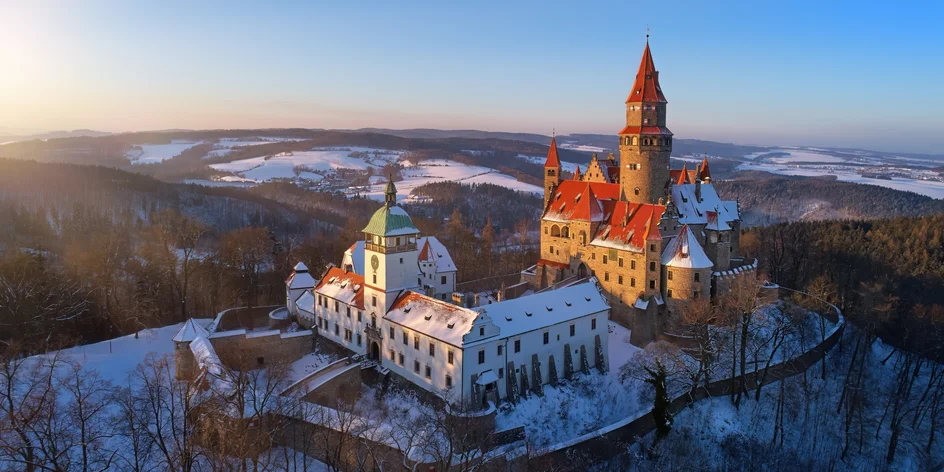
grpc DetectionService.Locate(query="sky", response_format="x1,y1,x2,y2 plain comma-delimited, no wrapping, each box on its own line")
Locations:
1,1,942,154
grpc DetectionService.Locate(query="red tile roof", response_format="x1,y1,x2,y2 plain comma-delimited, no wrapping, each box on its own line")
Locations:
314,267,365,309
592,201,665,251
418,239,433,262
670,167,697,185
544,137,561,168
544,180,621,221
617,125,673,136
626,42,667,104
698,157,711,181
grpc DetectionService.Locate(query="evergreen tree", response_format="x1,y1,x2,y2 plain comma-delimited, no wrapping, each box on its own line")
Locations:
645,360,673,440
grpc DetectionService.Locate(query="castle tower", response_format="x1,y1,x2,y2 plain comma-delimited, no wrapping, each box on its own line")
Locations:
618,39,673,204
363,179,421,314
543,136,562,207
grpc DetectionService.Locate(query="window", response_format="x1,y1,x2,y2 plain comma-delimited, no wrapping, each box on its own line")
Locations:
446,375,453,387
414,335,419,350
549,245,554,254
390,327,395,338
257,357,264,366
448,350,454,365
570,324,575,337
441,275,447,285
358,311,363,322
335,301,339,312
402,332,408,345
543,332,549,344
649,280,656,289
372,296,377,307
668,271,673,281
390,349,395,360
344,329,351,341
694,291,700,299
478,350,485,364
631,277,636,287
335,324,339,336
604,272,610,282
619,258,624,267
498,345,503,356
356,333,362,346
414,361,420,373
399,257,403,264
667,289,674,297
429,342,435,357
514,340,521,353
398,353,404,366
694,273,701,282
649,261,656,272
634,187,640,196
631,260,636,270
395,237,400,246
591,253,596,260
499,368,504,379
650,244,656,251
373,274,377,284
618,275,624,285
479,327,485,336
425,365,431,379
346,306,350,317
602,255,608,264
592,318,597,330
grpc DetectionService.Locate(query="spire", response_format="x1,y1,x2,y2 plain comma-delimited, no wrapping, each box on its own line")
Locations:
384,175,397,207
544,136,561,168
574,165,582,181
676,164,689,185
698,156,711,182
626,41,667,104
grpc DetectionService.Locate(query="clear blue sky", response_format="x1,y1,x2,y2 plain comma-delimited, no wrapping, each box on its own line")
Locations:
2,0,942,153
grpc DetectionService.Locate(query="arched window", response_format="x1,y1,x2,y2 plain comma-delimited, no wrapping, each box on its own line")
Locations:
634,187,640,196
562,226,570,238
551,225,561,237
632,136,638,146
579,231,587,245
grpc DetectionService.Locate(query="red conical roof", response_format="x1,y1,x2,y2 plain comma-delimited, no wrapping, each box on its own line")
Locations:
545,137,561,168
676,164,689,184
626,42,667,104
698,157,711,181
418,239,433,262
574,165,582,180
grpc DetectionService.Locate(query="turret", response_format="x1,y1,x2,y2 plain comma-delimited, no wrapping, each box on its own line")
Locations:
543,137,562,208
618,39,672,204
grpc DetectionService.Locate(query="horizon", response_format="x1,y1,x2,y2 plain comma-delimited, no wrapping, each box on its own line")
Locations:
2,1,942,154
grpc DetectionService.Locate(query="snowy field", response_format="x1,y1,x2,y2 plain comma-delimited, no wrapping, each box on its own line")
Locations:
362,159,543,201
210,147,402,183
558,142,610,153
738,162,944,199
516,154,581,174
126,140,203,165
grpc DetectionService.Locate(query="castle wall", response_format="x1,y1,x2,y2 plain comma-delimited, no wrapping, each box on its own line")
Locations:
209,330,312,370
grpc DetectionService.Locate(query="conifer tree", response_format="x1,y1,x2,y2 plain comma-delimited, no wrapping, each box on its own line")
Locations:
645,360,673,440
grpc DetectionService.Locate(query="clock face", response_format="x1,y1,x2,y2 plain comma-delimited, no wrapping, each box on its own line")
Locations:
370,254,379,271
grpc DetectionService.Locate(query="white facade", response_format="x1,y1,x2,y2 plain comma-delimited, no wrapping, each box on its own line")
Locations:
285,262,316,317
343,236,457,302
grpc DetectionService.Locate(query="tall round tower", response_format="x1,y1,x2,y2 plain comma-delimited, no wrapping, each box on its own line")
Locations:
618,40,673,204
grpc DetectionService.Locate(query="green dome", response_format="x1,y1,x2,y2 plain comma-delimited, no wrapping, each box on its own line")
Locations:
363,204,419,237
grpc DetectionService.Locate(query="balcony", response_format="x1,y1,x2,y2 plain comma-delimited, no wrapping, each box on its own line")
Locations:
365,242,417,254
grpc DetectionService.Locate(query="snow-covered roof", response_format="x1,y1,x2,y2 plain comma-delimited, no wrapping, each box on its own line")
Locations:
385,292,480,347
363,204,419,237
474,281,609,341
296,290,315,314
314,267,365,309
633,297,649,310
190,335,235,396
661,225,713,269
705,210,731,231
173,319,209,343
670,182,739,227
476,369,499,385
286,264,316,289
345,237,454,275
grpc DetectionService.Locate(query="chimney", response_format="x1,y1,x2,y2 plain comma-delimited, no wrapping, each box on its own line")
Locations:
695,179,702,203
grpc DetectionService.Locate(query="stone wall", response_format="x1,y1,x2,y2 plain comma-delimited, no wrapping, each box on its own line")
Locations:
209,330,312,370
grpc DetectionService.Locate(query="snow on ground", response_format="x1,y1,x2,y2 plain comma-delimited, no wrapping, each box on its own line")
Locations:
210,147,401,183
287,350,342,384
558,142,610,153
516,154,581,174
737,162,944,199
764,149,849,164
363,159,542,201
126,140,203,165
494,321,643,448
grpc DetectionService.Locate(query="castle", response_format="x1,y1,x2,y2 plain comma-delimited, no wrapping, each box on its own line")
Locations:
521,40,756,344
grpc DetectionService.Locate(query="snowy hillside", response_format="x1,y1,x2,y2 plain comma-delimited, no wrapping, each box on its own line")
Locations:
364,159,542,201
